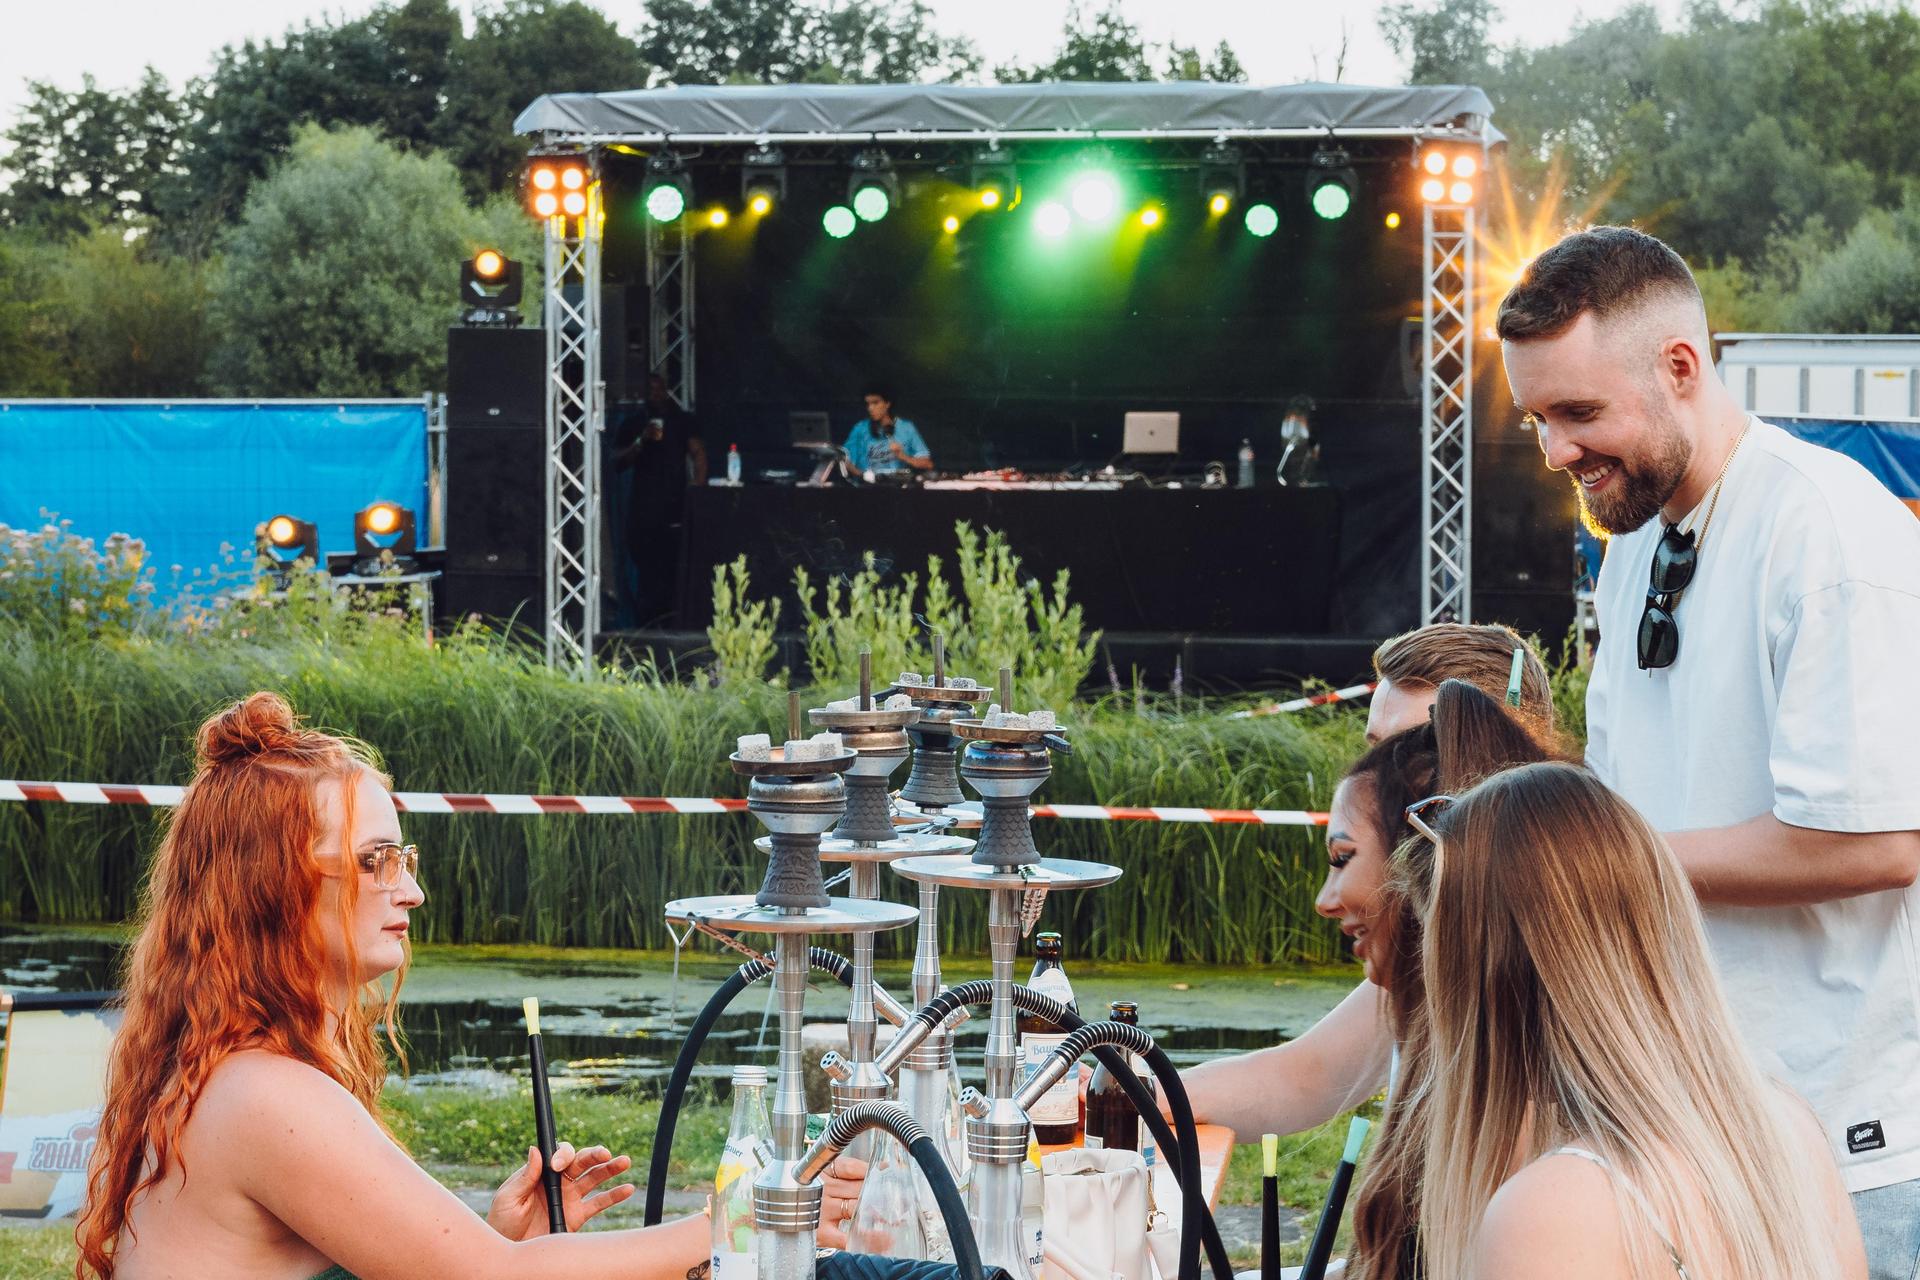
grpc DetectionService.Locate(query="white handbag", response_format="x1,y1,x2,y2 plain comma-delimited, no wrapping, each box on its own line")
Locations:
1040,1147,1153,1280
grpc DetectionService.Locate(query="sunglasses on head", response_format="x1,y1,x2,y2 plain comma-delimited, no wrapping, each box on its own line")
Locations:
1637,523,1697,670
1405,793,1456,883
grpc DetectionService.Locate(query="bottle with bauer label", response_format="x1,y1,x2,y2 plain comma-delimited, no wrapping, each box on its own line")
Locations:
712,1065,774,1280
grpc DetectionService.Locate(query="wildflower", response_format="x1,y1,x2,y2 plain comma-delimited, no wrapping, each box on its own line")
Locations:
70,598,86,613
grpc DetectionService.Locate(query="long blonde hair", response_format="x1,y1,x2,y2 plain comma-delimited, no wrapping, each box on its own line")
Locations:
1416,762,1841,1279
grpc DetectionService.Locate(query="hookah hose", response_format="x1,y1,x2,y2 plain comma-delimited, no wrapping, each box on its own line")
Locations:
912,981,1231,1280
809,1102,987,1280
644,947,857,1226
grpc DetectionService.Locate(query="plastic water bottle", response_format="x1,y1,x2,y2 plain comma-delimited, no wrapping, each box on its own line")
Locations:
712,1066,773,1280
1237,439,1255,489
726,444,742,485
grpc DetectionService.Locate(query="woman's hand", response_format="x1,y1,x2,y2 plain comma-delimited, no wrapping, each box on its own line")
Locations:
815,1155,868,1250
488,1141,636,1239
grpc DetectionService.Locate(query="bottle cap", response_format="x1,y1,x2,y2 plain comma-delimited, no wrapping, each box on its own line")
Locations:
733,1064,768,1086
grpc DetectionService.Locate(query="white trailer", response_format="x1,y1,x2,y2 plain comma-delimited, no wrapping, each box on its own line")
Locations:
1717,333,1920,423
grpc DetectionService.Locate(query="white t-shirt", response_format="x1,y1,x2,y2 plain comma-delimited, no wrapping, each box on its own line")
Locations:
1587,417,1920,1194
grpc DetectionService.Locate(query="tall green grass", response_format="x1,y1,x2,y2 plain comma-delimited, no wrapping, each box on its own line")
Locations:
0,516,1583,963
0,620,1368,962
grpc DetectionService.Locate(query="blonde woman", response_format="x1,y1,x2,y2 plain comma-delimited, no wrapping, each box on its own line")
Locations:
1407,762,1865,1279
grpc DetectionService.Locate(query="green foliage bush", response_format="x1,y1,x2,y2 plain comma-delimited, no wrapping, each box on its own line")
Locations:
206,124,539,396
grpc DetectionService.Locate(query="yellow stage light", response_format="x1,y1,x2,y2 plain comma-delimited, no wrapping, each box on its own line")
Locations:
942,215,960,233
980,188,1001,209
1423,151,1448,176
708,207,730,227
366,503,401,536
1453,154,1479,179
560,166,585,190
473,249,505,279
1139,207,1161,228
750,193,772,215
534,191,559,217
562,191,587,216
1209,193,1230,216
1420,178,1446,203
267,516,297,545
1385,211,1402,229
532,168,557,191
1449,181,1474,204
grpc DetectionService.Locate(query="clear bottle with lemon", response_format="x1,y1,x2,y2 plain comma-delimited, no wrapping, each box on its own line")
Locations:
713,1065,775,1280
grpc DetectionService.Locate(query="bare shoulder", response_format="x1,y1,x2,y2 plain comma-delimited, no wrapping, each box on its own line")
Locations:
196,1051,375,1144
1472,1154,1634,1280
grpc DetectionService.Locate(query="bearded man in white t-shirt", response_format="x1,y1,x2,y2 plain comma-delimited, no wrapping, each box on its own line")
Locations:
1498,225,1920,1279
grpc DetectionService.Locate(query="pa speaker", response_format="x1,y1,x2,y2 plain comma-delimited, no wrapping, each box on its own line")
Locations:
444,425,543,576
448,326,544,428
439,572,542,634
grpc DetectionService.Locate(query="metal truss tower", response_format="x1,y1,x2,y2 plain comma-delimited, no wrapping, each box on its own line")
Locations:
1421,204,1476,625
542,183,604,672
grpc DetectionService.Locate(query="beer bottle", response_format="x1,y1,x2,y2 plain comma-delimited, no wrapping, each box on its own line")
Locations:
1018,932,1080,1147
1084,1000,1156,1165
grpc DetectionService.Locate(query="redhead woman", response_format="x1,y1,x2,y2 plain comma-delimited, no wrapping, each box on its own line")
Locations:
76,692,853,1280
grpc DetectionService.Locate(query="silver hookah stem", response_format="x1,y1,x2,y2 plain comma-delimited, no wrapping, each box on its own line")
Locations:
847,861,880,1062
912,878,943,1008
773,930,811,1158
984,886,1021,1099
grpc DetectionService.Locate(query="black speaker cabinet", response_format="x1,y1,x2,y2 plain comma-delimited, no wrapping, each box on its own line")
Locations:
440,571,542,632
444,425,543,577
448,326,544,428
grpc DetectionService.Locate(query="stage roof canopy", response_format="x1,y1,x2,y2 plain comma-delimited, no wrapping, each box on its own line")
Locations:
515,81,1499,146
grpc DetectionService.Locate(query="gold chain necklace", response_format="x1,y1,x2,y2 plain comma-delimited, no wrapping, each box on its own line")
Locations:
1682,420,1750,554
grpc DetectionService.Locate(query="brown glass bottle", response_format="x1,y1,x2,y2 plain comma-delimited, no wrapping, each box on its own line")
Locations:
1085,1000,1155,1157
1018,932,1080,1146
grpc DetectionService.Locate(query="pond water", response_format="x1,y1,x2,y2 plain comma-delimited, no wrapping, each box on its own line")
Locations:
1,926,1354,1095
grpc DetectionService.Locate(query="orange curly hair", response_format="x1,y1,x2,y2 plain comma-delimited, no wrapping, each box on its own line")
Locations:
75,692,405,1278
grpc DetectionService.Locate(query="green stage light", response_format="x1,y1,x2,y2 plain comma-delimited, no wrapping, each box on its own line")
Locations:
852,182,891,222
645,183,686,223
1245,203,1279,238
1070,172,1119,223
823,205,857,238
1034,201,1071,237
1310,177,1353,220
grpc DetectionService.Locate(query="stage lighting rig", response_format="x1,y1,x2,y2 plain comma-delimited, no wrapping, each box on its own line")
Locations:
353,501,418,574
742,145,787,214
970,147,1018,209
1244,203,1279,238
1199,143,1244,216
459,248,523,327
256,514,320,586
645,153,693,223
848,149,898,223
1418,145,1481,206
526,156,589,219
1307,147,1357,221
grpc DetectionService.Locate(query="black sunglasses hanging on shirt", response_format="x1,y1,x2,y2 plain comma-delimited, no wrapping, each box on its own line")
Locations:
1637,523,1698,670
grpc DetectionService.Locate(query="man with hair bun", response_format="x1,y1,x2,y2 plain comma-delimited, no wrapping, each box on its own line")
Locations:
1499,223,1920,1276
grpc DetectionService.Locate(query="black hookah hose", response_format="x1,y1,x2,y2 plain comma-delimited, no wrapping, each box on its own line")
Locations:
643,947,856,1226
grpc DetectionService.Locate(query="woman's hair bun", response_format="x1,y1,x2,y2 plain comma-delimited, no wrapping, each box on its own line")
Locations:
196,691,303,765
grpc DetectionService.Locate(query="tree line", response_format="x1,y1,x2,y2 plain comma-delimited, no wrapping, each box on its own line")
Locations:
0,0,1914,400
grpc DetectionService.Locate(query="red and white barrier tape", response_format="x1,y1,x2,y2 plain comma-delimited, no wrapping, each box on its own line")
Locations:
0,781,1327,827
1230,682,1376,719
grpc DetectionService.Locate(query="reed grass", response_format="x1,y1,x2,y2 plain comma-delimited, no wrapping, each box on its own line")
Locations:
0,619,1370,962
0,514,1582,963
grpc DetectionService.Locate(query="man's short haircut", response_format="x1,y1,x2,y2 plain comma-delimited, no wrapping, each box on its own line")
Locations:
864,384,893,405
1372,622,1557,733
1495,225,1699,343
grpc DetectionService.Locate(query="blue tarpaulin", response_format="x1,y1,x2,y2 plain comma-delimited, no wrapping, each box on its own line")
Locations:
1776,418,1920,499
0,400,429,587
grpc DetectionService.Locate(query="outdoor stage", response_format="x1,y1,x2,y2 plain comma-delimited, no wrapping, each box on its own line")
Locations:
464,81,1575,680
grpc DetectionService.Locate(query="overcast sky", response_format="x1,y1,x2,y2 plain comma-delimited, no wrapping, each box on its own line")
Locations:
3,0,1686,124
